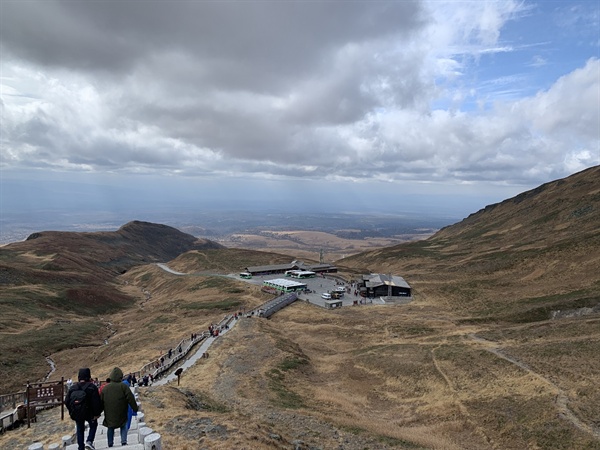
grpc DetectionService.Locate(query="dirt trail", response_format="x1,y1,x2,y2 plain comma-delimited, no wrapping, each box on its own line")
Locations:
468,334,600,440
430,344,499,450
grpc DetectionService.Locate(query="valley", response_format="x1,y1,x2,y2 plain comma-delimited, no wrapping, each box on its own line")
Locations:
0,166,599,449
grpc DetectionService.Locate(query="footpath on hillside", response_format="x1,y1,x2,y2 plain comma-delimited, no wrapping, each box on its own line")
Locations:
9,266,303,448
27,384,161,450
152,321,236,387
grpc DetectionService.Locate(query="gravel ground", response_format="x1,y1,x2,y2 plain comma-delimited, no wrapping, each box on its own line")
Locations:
0,408,74,450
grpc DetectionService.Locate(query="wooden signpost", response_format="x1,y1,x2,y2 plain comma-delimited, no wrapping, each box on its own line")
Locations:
25,378,65,428
174,368,183,386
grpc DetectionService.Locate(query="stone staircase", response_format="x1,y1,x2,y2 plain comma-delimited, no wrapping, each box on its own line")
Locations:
26,306,301,449
28,387,161,450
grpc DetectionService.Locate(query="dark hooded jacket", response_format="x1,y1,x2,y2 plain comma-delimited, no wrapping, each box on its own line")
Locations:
65,367,102,421
100,367,138,428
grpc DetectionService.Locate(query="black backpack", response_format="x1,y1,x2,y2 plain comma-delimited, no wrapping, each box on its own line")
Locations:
67,383,89,421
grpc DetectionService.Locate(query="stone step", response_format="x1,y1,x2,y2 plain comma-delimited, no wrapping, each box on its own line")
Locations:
88,421,142,434
93,433,140,445
67,422,144,449
65,444,144,450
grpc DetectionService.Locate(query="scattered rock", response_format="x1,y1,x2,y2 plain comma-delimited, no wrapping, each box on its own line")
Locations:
164,416,228,441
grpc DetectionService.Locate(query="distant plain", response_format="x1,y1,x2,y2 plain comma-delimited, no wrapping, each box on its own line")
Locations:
1,167,599,449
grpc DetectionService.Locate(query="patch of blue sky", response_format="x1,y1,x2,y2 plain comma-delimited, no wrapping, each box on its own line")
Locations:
436,1,599,114
496,1,598,81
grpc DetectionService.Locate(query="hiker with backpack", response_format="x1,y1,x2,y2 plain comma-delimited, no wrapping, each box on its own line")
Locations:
65,368,102,450
101,367,139,447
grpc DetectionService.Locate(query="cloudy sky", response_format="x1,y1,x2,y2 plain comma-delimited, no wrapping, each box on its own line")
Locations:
1,0,599,220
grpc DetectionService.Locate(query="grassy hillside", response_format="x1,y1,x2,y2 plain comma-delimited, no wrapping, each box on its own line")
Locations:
323,166,600,448
1,168,599,449
167,247,300,274
0,221,229,392
341,165,600,323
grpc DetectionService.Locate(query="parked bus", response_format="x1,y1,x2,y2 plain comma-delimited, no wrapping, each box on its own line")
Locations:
262,278,307,293
287,270,316,279
239,272,253,279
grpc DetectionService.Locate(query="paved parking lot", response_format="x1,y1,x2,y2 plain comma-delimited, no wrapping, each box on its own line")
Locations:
231,273,379,308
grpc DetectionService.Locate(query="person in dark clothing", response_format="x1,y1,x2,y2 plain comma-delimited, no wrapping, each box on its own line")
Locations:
65,368,102,450
101,367,139,447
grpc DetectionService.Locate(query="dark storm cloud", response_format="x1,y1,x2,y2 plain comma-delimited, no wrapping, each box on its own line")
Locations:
2,1,423,80
1,0,431,171
2,1,598,190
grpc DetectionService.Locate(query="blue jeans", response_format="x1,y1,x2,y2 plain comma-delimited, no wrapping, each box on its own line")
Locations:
75,418,97,450
107,424,128,446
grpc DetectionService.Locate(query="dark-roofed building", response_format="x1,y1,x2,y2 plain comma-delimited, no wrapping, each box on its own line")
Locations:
300,263,337,273
358,273,411,298
245,263,295,275
245,260,337,276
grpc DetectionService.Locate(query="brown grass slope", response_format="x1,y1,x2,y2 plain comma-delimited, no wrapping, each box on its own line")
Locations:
0,221,224,393
3,170,600,450
7,220,223,275
341,165,600,322
322,165,600,448
167,247,312,274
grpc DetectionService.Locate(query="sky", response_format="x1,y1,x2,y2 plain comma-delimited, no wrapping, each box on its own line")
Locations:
1,0,599,222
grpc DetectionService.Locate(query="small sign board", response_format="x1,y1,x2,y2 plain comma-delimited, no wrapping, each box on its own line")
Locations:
174,368,183,385
27,383,63,404
25,379,65,427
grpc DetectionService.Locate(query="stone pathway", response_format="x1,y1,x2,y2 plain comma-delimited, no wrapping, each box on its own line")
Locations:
28,387,162,450
153,319,237,387
26,274,299,449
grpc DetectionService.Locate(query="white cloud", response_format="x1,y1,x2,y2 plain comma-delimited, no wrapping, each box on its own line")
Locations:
0,0,598,201
529,55,547,67
514,58,600,139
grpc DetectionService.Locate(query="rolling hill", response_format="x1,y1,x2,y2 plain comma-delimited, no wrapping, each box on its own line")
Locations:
1,167,599,449
341,165,600,322
0,221,227,389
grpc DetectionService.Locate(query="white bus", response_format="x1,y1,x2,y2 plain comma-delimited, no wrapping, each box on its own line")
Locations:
287,270,316,279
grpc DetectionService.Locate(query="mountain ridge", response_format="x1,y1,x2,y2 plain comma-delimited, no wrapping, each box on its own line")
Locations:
340,165,600,323
434,165,599,247
17,220,224,275
1,170,599,449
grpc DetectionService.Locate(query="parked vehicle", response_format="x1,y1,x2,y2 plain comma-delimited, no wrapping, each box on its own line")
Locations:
321,293,332,299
